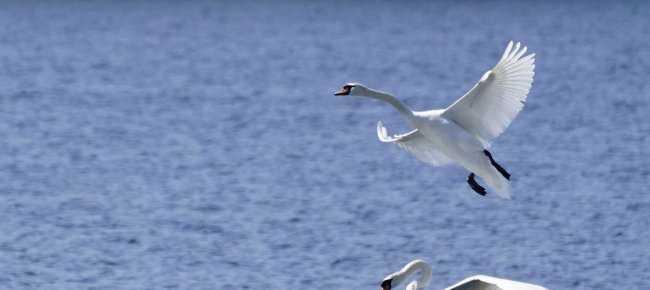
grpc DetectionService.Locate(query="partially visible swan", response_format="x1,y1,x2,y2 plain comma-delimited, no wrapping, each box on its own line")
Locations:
380,260,548,290
334,41,535,198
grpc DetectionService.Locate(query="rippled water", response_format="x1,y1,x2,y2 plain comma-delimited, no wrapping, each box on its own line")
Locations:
0,1,648,289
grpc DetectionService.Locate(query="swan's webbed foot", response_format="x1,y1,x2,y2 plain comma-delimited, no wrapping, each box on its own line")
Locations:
467,173,486,196
483,150,511,180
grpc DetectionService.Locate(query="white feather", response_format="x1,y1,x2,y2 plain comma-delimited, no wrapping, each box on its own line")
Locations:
377,121,454,167
445,275,548,290
443,41,535,146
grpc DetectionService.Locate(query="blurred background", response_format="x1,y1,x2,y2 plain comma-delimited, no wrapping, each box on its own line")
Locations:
0,1,648,289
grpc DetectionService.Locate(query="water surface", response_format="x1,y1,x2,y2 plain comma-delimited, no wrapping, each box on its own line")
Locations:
0,1,648,289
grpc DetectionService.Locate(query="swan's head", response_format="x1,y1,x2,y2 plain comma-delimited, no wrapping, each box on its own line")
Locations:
334,83,368,96
380,270,405,290
380,278,394,290
380,260,432,290
381,274,407,290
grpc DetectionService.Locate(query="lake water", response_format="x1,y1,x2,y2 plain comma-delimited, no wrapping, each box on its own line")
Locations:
0,1,648,289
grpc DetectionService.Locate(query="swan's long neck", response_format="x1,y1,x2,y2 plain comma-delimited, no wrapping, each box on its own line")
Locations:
359,88,414,118
394,260,432,289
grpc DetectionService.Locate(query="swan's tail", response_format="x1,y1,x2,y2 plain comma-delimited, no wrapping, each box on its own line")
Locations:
460,149,512,198
481,150,511,199
485,171,511,199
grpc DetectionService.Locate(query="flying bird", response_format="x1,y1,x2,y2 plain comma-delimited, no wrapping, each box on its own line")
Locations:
380,259,548,290
335,41,535,198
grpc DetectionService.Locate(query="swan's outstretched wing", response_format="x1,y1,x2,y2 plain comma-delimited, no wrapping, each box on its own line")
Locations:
445,275,548,290
377,121,453,166
443,41,535,146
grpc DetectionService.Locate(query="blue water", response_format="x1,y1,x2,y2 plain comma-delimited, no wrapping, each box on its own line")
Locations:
0,1,648,289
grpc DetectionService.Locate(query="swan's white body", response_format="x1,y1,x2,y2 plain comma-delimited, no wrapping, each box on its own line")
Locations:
381,260,548,290
337,42,535,198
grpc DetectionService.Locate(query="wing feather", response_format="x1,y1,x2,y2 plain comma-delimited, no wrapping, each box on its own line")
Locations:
443,41,535,146
445,275,549,290
445,279,502,290
377,121,453,167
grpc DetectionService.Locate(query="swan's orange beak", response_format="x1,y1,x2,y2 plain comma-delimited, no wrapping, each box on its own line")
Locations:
334,87,350,96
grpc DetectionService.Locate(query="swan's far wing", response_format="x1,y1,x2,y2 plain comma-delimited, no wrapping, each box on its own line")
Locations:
445,279,502,290
377,121,453,167
445,275,549,290
443,41,535,146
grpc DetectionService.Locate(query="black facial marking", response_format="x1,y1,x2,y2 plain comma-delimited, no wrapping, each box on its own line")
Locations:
381,279,393,290
335,84,355,96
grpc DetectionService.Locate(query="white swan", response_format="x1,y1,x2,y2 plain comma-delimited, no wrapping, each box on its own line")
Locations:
334,41,535,198
380,260,548,290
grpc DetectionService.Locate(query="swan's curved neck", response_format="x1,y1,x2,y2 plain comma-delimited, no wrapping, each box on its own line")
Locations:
359,88,414,118
395,260,432,289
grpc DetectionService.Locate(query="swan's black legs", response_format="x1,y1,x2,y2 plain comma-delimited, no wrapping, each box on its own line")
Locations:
467,151,509,196
483,150,511,180
467,173,486,196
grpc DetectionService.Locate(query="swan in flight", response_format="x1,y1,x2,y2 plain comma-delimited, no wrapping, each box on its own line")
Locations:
334,41,535,198
380,260,548,290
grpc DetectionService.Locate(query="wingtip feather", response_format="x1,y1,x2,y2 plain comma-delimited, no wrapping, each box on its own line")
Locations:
498,41,514,63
